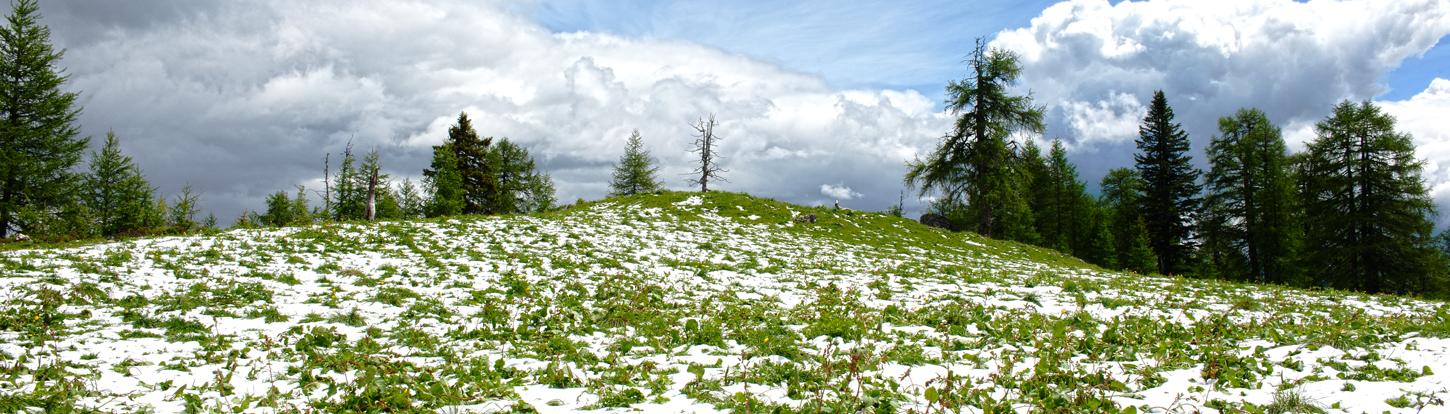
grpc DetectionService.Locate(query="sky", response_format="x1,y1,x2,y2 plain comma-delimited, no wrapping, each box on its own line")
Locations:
32,0,1450,227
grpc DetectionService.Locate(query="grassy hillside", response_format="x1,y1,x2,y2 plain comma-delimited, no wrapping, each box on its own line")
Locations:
2,191,1448,413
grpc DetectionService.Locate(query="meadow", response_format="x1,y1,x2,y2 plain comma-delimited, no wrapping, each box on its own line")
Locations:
1,191,1447,413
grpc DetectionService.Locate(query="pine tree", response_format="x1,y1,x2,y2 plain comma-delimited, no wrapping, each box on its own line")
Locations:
1301,100,1444,296
1202,108,1299,284
0,0,86,237
905,38,1044,238
81,131,162,236
609,129,662,197
1134,91,1201,276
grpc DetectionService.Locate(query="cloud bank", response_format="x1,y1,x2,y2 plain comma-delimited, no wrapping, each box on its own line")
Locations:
46,0,949,221
36,0,1450,227
993,0,1450,205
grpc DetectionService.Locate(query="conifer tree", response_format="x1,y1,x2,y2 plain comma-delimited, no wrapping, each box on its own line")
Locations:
487,138,545,214
1134,91,1201,275
905,38,1043,238
81,131,162,236
357,150,400,220
609,129,662,197
1202,108,1299,284
447,112,498,215
396,178,425,219
1301,100,1444,296
330,143,363,220
423,143,463,217
1101,168,1156,273
1041,139,1085,254
0,0,86,237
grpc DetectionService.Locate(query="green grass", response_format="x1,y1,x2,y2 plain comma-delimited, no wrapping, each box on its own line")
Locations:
0,190,1446,413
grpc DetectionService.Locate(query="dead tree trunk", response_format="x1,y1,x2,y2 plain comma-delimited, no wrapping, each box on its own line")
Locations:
365,165,378,221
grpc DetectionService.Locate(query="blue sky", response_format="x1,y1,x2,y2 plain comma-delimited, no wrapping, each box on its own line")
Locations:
536,0,1447,105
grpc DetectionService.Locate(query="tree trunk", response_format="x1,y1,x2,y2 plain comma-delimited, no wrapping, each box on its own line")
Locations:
365,166,377,221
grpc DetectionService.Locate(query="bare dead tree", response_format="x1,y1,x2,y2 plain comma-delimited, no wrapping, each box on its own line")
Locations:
364,164,378,221
684,114,728,192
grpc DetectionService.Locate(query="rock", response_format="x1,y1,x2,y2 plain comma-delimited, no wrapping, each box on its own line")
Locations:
795,213,817,223
13,233,30,242
919,213,952,231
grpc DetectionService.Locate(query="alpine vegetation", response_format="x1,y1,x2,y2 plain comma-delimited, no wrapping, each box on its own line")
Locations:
2,191,1449,413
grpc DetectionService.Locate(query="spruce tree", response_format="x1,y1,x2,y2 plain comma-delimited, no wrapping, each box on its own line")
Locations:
906,38,1044,238
1202,108,1299,284
1134,90,1201,276
82,131,161,236
1101,168,1155,273
609,129,662,197
0,0,86,237
1301,100,1444,296
446,113,498,215
1042,139,1084,254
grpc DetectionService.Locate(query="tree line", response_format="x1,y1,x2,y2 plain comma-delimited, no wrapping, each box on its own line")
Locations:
237,112,557,227
910,38,1450,298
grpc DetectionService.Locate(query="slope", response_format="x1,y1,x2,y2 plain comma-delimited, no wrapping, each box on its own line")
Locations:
1,190,1448,413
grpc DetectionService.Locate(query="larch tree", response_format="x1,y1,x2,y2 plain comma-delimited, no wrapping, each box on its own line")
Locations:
685,114,727,193
487,138,554,214
423,143,464,218
609,129,662,197
1300,100,1445,296
905,38,1044,238
0,0,86,237
81,131,161,236
1134,90,1201,276
1201,108,1299,284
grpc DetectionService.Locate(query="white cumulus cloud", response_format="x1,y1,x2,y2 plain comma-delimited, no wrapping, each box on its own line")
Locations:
820,183,863,200
992,0,1450,179
1381,78,1450,227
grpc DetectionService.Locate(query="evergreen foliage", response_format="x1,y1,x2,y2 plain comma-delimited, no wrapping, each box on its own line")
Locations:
396,178,426,219
1201,108,1300,284
1101,168,1157,274
905,38,1044,238
1134,91,1201,276
257,186,311,227
1300,100,1445,296
81,131,162,236
423,143,464,218
609,129,662,197
488,138,555,214
446,112,499,215
0,0,86,237
166,185,202,232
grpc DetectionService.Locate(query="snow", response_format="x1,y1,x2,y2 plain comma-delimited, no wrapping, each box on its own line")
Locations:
1,193,1448,413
